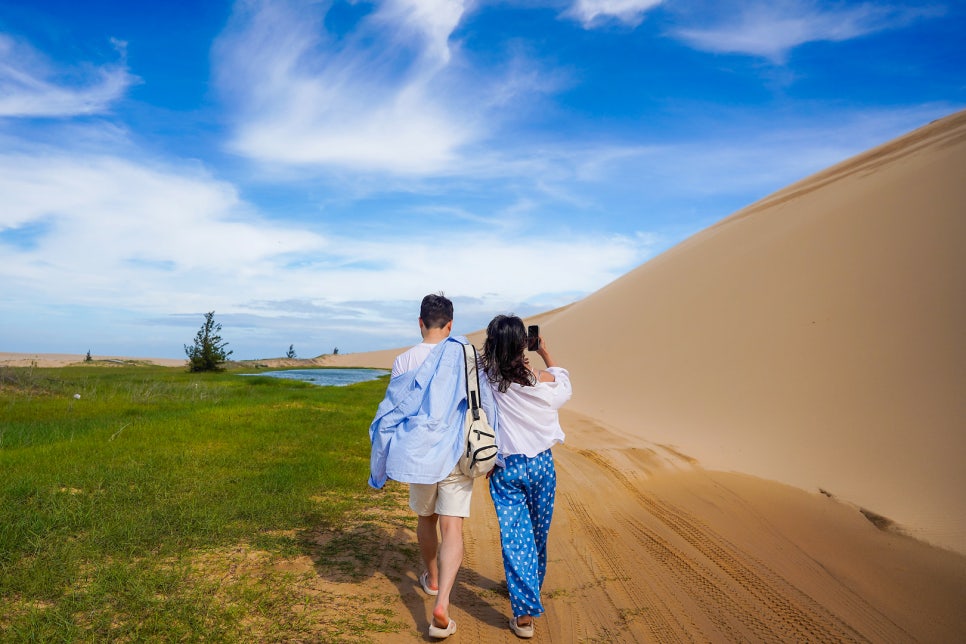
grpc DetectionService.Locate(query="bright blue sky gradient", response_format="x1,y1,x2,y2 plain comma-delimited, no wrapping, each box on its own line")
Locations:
1,0,963,359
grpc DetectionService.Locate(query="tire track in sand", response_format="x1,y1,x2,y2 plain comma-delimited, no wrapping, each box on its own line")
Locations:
574,446,906,642
562,493,696,642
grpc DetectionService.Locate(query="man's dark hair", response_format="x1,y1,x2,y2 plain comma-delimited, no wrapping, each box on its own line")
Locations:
420,293,453,329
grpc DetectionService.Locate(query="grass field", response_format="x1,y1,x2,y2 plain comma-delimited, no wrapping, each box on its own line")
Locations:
0,363,414,642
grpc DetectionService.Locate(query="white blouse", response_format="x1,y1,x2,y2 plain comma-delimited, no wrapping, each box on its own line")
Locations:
489,366,572,458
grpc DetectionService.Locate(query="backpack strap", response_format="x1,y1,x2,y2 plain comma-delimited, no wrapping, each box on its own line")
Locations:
462,343,482,421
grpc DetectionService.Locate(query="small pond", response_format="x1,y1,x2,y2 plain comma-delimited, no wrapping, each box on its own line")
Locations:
240,368,389,387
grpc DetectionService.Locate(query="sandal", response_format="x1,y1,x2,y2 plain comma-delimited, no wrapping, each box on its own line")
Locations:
419,571,439,596
428,618,457,639
509,616,534,638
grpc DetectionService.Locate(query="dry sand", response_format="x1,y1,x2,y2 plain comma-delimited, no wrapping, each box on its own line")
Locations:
363,409,966,642
7,112,965,640
0,352,185,368
332,111,966,640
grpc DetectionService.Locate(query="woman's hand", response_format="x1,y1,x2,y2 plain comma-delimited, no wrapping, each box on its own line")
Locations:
536,338,558,370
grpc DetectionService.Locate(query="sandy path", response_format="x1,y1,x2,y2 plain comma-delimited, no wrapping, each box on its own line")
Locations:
371,409,966,642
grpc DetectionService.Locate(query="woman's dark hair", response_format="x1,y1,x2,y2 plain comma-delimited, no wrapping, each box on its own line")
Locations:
482,315,535,393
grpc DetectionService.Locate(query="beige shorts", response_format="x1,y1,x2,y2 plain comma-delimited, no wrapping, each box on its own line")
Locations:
409,465,475,518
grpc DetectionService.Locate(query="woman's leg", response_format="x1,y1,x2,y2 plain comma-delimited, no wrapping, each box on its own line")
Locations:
489,455,544,618
526,449,557,591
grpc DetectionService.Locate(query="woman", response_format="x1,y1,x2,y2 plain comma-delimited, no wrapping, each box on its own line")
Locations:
482,315,572,639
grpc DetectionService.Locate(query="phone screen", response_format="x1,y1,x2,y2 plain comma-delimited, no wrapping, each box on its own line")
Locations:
527,325,539,351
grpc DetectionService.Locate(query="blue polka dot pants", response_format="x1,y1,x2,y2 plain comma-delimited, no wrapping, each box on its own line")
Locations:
488,449,556,618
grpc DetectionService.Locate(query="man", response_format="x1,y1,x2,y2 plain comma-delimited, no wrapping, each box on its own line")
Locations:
369,293,496,640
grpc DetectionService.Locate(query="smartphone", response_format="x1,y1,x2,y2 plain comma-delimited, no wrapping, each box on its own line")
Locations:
527,325,540,351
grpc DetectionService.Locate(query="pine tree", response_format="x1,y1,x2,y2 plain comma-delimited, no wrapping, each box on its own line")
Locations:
184,311,233,372
286,344,297,359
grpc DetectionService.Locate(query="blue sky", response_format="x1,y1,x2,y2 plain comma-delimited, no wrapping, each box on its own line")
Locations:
1,0,963,360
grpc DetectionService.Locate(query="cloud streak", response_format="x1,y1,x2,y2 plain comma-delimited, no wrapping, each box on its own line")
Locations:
670,1,939,62
565,0,666,28
215,0,481,174
0,150,327,310
0,139,660,353
0,34,137,117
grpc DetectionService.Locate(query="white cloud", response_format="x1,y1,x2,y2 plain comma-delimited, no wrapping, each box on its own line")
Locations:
0,151,328,311
565,0,665,27
671,1,938,62
214,0,483,174
0,34,137,117
0,143,658,333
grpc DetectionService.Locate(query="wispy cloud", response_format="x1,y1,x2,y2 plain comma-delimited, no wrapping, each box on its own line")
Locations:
670,1,940,62
0,138,659,351
0,34,137,117
0,150,327,310
214,0,488,174
565,0,666,27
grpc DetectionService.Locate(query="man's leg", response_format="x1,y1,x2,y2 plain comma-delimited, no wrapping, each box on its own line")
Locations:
417,513,440,590
431,514,464,628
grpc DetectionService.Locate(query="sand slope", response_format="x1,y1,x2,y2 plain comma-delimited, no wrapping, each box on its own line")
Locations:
331,111,966,554
337,112,966,640
537,111,966,555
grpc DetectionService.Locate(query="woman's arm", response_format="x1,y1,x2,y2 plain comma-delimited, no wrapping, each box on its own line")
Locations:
536,338,558,382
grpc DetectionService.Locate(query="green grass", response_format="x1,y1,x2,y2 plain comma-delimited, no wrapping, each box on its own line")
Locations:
0,364,412,642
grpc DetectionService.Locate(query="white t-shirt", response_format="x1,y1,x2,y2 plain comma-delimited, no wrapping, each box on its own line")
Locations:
391,342,439,378
489,366,572,458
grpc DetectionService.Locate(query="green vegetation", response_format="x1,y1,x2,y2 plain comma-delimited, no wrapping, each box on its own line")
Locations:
0,364,412,642
185,311,233,372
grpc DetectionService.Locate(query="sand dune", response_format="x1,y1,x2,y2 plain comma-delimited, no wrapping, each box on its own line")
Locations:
341,112,966,640
542,110,966,555
334,111,966,556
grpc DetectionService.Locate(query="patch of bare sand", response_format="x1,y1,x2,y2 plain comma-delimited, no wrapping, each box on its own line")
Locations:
349,409,966,641
0,352,185,368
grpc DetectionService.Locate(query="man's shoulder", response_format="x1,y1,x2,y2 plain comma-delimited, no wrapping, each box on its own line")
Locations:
392,343,437,376
396,342,435,361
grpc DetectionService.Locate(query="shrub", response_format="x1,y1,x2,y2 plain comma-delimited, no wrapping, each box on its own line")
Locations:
184,311,233,372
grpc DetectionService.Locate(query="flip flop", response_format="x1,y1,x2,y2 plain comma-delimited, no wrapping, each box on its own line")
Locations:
428,618,457,639
419,571,439,596
509,616,534,638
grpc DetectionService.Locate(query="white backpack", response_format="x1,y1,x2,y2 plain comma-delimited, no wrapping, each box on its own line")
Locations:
459,343,498,478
